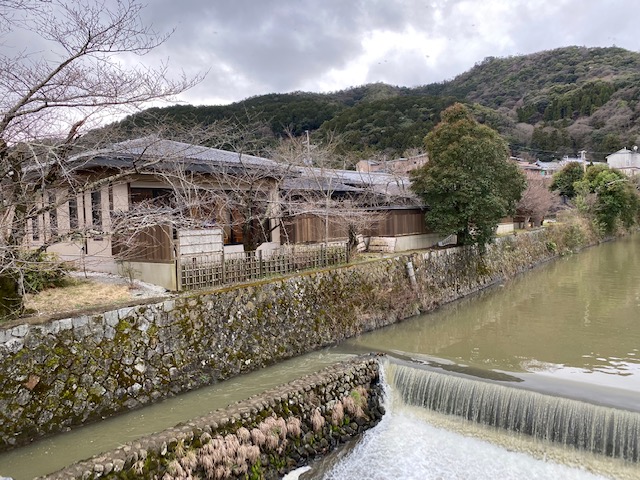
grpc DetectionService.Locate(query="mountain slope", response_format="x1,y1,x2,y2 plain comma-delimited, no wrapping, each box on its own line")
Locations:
113,46,640,162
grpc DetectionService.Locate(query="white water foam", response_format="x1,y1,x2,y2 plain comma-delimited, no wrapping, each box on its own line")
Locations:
320,409,611,480
313,361,637,480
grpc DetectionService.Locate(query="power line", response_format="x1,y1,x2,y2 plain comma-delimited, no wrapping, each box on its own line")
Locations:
509,143,618,157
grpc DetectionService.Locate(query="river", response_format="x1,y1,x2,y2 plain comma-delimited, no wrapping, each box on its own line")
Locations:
1,236,639,479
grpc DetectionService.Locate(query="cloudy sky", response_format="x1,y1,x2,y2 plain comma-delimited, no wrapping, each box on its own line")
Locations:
127,0,640,107
5,0,640,109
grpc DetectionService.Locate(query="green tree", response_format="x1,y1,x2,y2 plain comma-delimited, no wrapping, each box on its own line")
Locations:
550,162,584,198
410,103,526,247
574,165,640,234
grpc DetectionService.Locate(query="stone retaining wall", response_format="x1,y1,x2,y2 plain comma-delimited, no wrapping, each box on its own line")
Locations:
37,357,383,480
0,225,593,450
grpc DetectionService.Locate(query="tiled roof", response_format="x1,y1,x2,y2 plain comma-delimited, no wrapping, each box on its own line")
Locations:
71,136,282,175
71,137,415,201
107,137,279,168
285,165,413,198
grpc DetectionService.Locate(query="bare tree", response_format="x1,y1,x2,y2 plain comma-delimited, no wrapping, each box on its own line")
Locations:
0,0,202,317
155,147,285,252
272,133,414,250
516,172,558,228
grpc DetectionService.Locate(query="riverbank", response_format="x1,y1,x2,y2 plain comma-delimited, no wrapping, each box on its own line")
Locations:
0,221,604,457
38,356,383,480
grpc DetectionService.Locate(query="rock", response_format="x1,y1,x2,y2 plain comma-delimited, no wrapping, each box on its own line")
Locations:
112,458,125,472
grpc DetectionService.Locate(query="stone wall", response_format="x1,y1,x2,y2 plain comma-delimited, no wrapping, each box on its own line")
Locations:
37,357,383,480
0,225,594,450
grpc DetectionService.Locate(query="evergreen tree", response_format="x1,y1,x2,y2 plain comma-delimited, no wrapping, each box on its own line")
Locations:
574,165,640,234
410,103,526,247
550,162,584,198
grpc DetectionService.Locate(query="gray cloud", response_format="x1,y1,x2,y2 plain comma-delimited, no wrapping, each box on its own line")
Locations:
139,0,445,101
5,0,640,106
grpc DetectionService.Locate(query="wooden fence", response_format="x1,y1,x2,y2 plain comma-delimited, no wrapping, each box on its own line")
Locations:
179,242,349,291
111,224,175,263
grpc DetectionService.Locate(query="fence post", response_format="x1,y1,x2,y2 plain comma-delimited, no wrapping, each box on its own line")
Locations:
290,244,295,272
258,249,263,278
323,244,327,267
221,249,226,285
175,257,181,291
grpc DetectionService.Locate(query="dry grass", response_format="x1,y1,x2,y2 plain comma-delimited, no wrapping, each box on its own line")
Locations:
24,279,133,317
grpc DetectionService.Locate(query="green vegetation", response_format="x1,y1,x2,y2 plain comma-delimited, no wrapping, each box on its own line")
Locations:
550,162,585,198
21,251,71,294
551,161,640,236
550,158,640,236
117,91,344,139
574,165,640,234
0,273,21,319
114,46,640,162
317,94,457,161
410,104,526,247
0,251,71,319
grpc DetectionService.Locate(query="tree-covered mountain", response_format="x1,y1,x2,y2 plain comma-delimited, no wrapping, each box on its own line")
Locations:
437,46,640,161
114,46,640,164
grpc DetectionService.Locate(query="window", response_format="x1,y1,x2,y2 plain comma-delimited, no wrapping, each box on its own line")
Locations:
48,192,57,237
108,185,114,212
220,208,244,245
130,187,173,206
69,196,78,230
91,190,102,229
32,217,40,241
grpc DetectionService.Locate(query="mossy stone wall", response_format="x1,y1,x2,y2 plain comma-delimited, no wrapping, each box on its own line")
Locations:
37,357,383,480
0,227,587,450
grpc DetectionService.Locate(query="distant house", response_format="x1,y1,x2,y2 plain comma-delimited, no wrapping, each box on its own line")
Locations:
356,153,428,175
606,147,640,176
511,158,546,176
514,151,609,177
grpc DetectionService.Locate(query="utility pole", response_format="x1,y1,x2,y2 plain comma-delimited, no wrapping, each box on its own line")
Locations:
579,150,587,172
305,130,311,165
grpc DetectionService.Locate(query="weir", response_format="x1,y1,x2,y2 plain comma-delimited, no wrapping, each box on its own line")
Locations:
383,359,640,462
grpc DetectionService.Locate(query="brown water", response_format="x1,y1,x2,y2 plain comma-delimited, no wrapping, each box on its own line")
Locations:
342,235,640,399
0,351,354,480
2,236,639,479
317,236,640,480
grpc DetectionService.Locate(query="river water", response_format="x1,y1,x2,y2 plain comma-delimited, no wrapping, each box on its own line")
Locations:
316,235,640,480
1,236,639,479
341,235,640,396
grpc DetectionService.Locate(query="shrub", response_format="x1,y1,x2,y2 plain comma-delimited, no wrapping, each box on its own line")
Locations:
546,212,597,254
21,251,72,294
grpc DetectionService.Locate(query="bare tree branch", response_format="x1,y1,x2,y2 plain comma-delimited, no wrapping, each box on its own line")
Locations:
272,133,414,249
0,0,203,317
516,172,559,228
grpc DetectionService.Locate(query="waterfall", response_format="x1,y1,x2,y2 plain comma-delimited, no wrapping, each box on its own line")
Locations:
383,359,640,462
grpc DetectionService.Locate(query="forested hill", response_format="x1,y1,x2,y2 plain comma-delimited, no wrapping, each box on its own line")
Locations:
114,46,640,164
